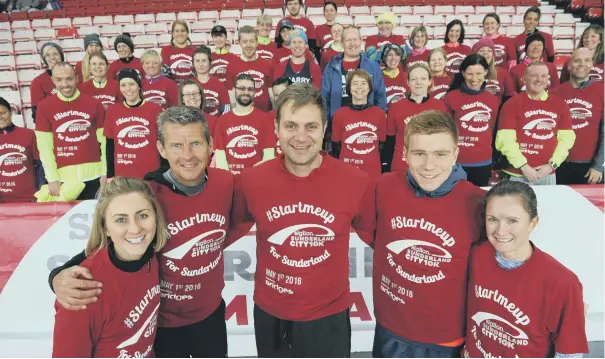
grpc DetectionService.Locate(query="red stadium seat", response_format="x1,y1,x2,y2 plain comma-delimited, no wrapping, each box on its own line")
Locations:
0,13,8,22
264,0,283,8
366,0,386,5
9,11,28,21
554,54,571,70
425,0,446,5
28,11,47,19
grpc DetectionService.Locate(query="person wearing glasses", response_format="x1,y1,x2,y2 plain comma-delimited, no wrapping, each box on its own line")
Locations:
213,74,275,175
179,79,219,137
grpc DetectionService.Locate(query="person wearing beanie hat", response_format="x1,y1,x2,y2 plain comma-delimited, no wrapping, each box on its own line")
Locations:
365,12,405,64
31,42,64,120
209,24,236,84
161,20,195,83
273,29,322,89
276,0,320,62
381,44,408,108
80,52,122,109
471,37,515,104
273,21,318,66
512,6,555,63
442,19,472,75
103,67,163,179
0,97,44,203
510,33,560,93
108,33,145,81
75,33,104,84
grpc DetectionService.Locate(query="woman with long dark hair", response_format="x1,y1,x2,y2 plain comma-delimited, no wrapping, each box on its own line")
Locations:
444,54,499,186
512,6,555,62
471,38,515,105
192,46,230,117
442,20,472,75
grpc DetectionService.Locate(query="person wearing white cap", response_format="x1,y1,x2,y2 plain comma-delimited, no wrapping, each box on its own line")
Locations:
273,29,322,89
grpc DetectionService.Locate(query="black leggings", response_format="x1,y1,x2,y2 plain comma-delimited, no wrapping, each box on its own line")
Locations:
253,304,351,358
462,164,492,187
557,161,604,185
154,300,227,358
76,178,101,200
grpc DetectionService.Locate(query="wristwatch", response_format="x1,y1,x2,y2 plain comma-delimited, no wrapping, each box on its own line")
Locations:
549,162,558,170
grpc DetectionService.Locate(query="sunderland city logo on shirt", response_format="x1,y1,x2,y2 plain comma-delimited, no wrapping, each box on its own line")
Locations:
143,90,167,106
0,144,28,178
566,98,593,130
170,54,193,76
226,124,260,160
446,52,465,73
387,87,407,104
344,121,379,155
116,116,152,149
485,80,502,97
117,287,160,359
54,111,93,142
523,110,558,140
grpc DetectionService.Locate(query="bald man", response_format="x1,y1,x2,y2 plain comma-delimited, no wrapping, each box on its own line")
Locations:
35,62,107,200
552,48,604,184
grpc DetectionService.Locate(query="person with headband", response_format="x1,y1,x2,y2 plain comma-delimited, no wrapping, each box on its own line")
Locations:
560,25,604,83
472,38,515,105
108,33,145,81
444,54,499,187
403,26,430,70
256,15,276,61
331,68,386,179
35,62,107,201
0,97,44,203
512,6,555,63
383,63,448,173
209,25,236,84
464,180,588,358
273,29,322,89
272,19,318,66
75,33,104,84
192,45,230,117
481,13,517,70
104,68,163,179
80,53,122,109
365,12,405,64
442,20,471,75
140,50,179,110
213,73,275,175
497,62,575,185
372,110,484,358
160,20,195,82
277,0,319,62
315,1,338,52
320,23,344,71
427,47,451,100
382,43,409,108
31,42,63,121
510,33,559,93
552,48,604,185
225,26,274,112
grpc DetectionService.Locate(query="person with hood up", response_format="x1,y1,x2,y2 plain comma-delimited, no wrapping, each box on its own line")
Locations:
108,33,144,81
31,42,63,121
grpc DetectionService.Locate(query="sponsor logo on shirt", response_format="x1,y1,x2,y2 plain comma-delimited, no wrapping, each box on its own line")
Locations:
344,121,379,155
116,116,151,149
430,85,448,99
257,49,274,60
170,54,193,76
203,89,220,115
55,115,92,143
406,60,428,69
523,109,558,140
590,66,603,81
494,44,506,65
143,89,167,106
239,69,266,98
226,124,260,160
0,144,28,178
386,86,407,104
566,97,594,130
485,80,502,97
94,94,117,109
211,59,229,75
459,102,492,141
446,52,465,73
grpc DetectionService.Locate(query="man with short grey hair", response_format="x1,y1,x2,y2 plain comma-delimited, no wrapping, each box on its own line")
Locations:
48,105,235,358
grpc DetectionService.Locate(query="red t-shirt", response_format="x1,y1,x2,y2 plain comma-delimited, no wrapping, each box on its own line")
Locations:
0,126,38,203
492,36,517,68
52,246,160,358
403,50,430,70
498,93,573,175
560,60,604,83
320,47,341,71
485,67,516,103
443,44,472,76
149,168,234,328
387,97,448,172
513,30,555,62
228,153,375,321
332,106,386,179
35,94,105,169
257,42,277,62
463,241,589,358
316,24,332,50
213,108,275,174
384,71,409,108
343,58,360,72
31,71,57,107
273,59,322,89
210,52,236,84
107,58,144,81
272,47,317,66
195,77,230,117
444,89,499,164
265,109,281,156
80,80,123,109
373,173,484,344
365,34,406,51
103,101,162,178
161,45,195,82
551,82,605,162
75,61,86,83
429,74,452,100
276,16,316,40
205,113,218,137
225,56,273,112
141,76,179,110
510,62,560,93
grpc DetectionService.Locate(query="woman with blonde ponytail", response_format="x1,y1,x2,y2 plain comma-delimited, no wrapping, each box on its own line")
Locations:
160,20,195,82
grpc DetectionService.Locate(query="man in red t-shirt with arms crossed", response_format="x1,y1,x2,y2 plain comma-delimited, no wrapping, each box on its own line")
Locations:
227,83,376,357
370,110,485,357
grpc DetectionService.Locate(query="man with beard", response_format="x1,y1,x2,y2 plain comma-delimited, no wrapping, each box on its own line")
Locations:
227,83,375,357
48,106,234,358
225,26,273,112
214,74,275,175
